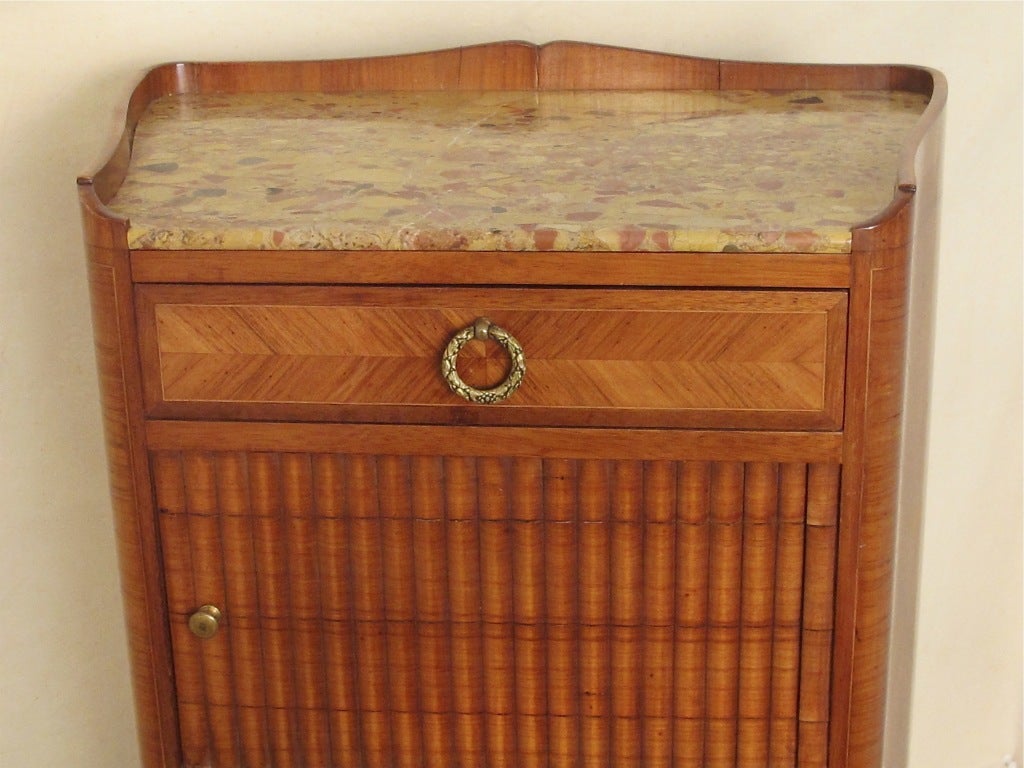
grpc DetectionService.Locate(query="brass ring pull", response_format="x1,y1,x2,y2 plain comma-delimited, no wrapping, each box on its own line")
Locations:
442,318,526,404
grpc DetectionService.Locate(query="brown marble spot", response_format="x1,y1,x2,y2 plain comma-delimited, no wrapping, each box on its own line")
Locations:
533,229,559,250
566,211,602,222
782,229,821,251
618,228,646,251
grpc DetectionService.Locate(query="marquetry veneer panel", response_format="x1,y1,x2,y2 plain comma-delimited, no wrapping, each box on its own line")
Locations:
153,446,839,768
137,287,847,429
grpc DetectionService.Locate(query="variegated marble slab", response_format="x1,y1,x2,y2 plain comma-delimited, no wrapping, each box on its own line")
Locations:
109,89,929,253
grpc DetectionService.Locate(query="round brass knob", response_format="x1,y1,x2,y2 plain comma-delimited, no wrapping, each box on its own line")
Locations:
188,605,222,639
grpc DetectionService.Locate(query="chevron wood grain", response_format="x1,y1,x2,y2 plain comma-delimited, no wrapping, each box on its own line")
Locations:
137,287,847,429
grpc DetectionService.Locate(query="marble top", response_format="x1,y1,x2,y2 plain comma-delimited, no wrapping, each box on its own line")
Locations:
109,89,929,253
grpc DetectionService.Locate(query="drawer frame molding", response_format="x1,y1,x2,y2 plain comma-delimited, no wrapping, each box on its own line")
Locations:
134,285,849,431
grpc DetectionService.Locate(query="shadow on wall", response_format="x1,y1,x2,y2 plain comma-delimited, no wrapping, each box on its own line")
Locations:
884,111,946,768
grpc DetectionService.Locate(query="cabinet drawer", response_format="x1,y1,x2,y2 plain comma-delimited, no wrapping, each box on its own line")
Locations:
136,286,847,429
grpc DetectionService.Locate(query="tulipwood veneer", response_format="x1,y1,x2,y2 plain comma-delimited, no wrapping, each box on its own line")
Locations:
135,286,848,430
79,41,945,768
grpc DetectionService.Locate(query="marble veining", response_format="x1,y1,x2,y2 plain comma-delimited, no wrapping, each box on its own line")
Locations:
109,89,929,253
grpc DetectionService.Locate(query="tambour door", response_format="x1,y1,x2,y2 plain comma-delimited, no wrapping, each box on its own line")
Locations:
150,423,841,768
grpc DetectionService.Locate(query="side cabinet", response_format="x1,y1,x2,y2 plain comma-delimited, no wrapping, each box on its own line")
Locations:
78,42,945,768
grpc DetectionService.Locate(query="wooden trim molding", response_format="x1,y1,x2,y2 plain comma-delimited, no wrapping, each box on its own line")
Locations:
81,196,179,768
832,190,920,768
133,285,849,431
128,249,852,288
146,421,844,464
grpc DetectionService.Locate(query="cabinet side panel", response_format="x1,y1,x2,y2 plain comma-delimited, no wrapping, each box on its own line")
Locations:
847,257,909,768
833,203,914,768
86,239,179,767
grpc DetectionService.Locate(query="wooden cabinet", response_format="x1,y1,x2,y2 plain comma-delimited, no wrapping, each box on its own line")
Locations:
79,42,945,768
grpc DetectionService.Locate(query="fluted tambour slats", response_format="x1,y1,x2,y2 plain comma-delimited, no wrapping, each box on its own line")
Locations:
182,452,239,767
153,452,206,765
247,453,295,766
216,453,268,767
154,450,841,768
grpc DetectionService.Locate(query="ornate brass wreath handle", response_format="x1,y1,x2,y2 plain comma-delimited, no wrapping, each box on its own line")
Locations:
441,318,526,404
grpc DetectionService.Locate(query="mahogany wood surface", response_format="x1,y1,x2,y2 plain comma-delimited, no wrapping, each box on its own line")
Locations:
136,286,847,430
77,41,945,768
153,447,839,768
129,249,853,289
81,194,180,768
183,40,538,94
834,177,916,768
538,40,719,89
145,422,843,464
718,60,934,94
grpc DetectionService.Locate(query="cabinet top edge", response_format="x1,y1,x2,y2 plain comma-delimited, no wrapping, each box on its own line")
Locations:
79,40,945,257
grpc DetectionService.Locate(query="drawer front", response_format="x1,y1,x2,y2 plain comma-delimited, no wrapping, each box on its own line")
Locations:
136,286,846,429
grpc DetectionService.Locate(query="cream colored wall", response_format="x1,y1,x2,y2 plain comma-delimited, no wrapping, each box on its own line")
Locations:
0,2,1019,766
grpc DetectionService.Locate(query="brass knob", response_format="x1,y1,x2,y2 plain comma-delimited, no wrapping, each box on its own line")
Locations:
188,605,222,639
